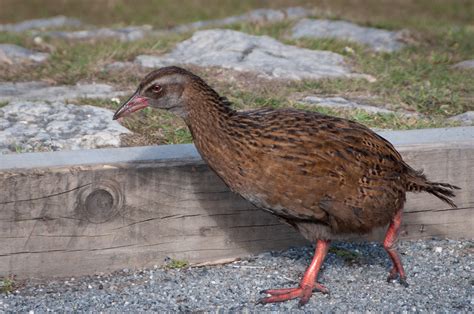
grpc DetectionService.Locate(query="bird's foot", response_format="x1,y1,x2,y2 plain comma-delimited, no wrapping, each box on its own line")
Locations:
258,283,329,307
386,267,409,287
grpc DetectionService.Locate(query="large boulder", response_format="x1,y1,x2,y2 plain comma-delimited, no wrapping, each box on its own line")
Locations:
0,101,130,154
300,96,395,114
291,19,405,52
0,81,126,103
172,7,312,33
135,29,364,80
451,60,474,70
0,16,82,32
299,96,421,117
0,44,49,64
43,25,153,42
448,111,474,126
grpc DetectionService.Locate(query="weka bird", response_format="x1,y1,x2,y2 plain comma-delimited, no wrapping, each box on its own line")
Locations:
113,66,459,306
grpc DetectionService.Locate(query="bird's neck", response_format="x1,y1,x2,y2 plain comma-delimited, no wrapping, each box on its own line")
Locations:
182,87,237,171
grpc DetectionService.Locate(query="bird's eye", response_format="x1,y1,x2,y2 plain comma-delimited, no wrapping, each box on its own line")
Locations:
151,84,162,94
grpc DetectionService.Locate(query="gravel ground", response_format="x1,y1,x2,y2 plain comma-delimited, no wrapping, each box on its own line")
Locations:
1,239,472,312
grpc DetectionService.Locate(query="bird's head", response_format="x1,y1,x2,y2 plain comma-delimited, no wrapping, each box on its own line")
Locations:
113,66,195,120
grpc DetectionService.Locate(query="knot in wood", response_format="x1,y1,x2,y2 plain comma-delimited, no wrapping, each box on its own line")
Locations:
78,180,123,223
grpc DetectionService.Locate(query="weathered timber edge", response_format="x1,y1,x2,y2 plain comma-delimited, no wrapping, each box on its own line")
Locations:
0,127,473,278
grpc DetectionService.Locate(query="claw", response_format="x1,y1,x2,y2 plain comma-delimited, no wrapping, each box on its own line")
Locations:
313,283,329,294
387,268,398,282
386,266,408,287
298,297,310,307
255,298,267,305
399,277,409,287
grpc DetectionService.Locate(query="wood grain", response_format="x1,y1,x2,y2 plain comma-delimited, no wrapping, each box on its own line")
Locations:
0,128,473,278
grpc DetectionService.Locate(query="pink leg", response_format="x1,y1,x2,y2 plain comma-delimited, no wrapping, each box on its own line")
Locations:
258,239,330,307
383,208,408,287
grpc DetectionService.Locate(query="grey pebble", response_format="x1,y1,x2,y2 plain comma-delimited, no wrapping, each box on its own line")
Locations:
1,239,472,312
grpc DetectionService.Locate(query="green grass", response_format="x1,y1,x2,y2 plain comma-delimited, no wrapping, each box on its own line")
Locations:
0,277,15,294
329,246,361,264
164,258,189,270
0,32,31,46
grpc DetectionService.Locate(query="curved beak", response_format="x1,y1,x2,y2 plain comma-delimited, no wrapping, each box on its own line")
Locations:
113,90,149,120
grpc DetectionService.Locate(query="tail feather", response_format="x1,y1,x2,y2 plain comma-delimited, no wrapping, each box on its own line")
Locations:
406,169,461,208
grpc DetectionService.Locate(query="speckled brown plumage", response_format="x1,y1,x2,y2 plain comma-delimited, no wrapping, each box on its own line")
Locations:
114,66,460,306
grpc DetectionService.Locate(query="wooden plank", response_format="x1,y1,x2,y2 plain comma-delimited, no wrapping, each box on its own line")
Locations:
0,127,473,278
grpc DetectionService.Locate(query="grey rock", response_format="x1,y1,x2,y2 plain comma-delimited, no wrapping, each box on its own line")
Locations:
448,111,474,126
0,81,126,102
43,25,153,42
300,96,396,114
291,19,405,52
0,16,82,32
451,60,474,70
135,29,362,80
172,7,312,33
0,101,130,154
0,44,49,64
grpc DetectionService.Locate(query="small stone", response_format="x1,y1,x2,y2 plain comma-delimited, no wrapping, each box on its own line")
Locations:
343,46,355,54
434,247,443,253
362,74,377,83
291,19,406,52
111,97,121,105
33,36,44,44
